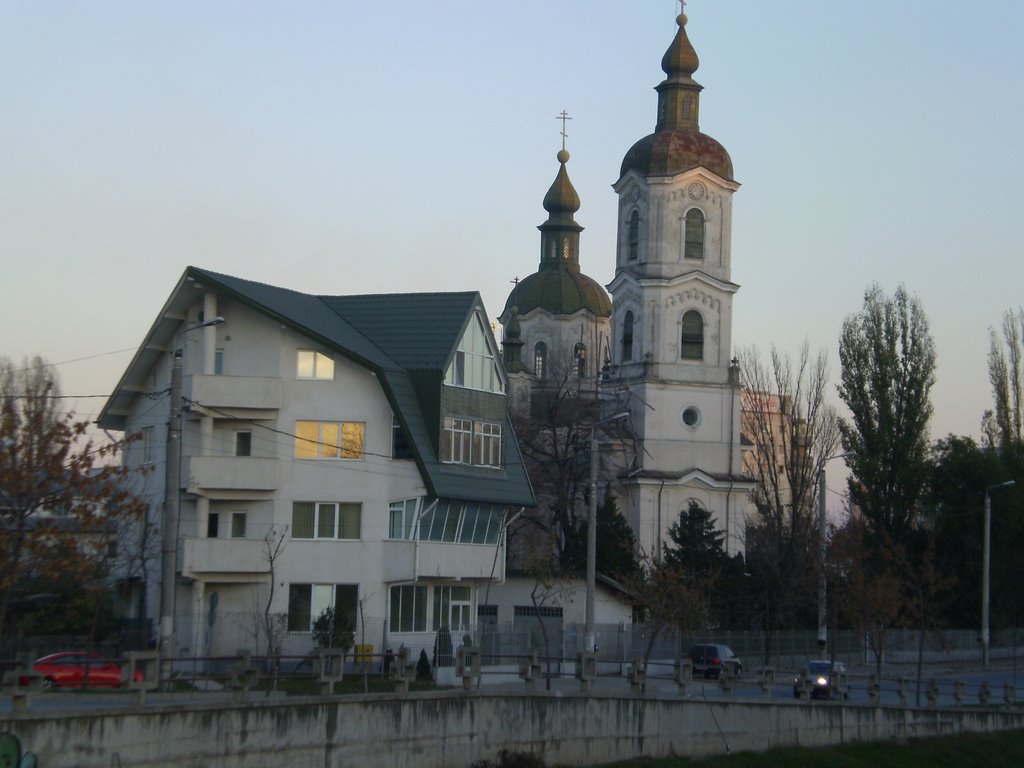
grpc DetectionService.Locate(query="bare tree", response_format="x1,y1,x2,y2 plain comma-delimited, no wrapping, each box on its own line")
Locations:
261,524,288,659
737,343,840,653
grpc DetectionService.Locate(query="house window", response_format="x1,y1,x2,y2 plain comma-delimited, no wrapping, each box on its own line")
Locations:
294,421,365,460
389,585,427,632
287,583,358,632
573,343,587,378
418,501,504,545
392,416,413,460
296,350,335,380
433,585,472,632
628,210,640,262
534,342,547,378
214,348,224,375
622,311,634,363
441,419,502,467
684,208,705,260
389,498,419,540
141,426,154,464
235,431,252,457
292,502,362,540
231,512,247,538
443,312,504,394
207,512,219,538
681,310,704,360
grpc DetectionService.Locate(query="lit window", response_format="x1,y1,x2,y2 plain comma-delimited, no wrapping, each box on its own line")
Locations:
622,312,634,363
294,421,365,460
296,350,335,380
443,313,505,394
681,310,704,360
685,209,705,260
292,502,361,540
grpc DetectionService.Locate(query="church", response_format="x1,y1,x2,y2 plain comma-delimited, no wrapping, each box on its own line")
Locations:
501,9,753,565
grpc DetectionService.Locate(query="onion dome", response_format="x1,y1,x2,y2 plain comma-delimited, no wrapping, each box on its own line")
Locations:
619,13,733,182
503,149,611,319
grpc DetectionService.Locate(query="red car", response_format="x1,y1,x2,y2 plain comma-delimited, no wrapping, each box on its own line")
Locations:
21,652,143,689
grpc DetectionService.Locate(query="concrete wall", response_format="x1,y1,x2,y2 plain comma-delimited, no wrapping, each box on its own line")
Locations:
3,692,1023,768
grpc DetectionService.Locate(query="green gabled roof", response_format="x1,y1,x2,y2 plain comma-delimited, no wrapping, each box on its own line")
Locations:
100,266,534,508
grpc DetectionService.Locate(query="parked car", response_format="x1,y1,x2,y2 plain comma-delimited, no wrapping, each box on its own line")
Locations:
20,652,143,689
687,644,742,679
793,660,847,699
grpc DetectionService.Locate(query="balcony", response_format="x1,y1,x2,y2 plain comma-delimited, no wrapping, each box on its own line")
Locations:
182,537,269,577
187,375,281,412
184,456,279,494
381,539,505,582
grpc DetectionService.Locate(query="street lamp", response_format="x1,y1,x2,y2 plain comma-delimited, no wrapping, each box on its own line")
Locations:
160,316,224,675
817,451,852,652
982,479,1016,666
585,410,630,654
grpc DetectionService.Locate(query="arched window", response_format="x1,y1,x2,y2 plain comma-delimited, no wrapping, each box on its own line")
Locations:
628,211,640,262
681,310,704,360
573,343,587,378
685,208,705,261
534,342,547,379
622,312,634,363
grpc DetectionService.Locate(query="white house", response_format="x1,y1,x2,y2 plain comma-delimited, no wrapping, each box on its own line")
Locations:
99,267,535,661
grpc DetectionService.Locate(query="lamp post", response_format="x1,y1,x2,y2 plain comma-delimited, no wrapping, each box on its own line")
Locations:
817,451,851,652
585,410,630,654
160,316,224,676
982,479,1016,666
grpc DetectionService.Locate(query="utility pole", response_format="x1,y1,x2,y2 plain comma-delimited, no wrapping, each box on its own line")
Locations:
160,349,182,678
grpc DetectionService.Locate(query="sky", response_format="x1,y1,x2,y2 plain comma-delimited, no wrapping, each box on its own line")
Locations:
2,0,1022,450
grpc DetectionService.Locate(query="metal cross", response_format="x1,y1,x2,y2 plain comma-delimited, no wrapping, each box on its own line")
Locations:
556,110,572,151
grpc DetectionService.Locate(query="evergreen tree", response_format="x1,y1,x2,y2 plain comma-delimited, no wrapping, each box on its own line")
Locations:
595,489,639,582
663,500,725,578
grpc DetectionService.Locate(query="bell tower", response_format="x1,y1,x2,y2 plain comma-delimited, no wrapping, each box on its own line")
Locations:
605,10,752,556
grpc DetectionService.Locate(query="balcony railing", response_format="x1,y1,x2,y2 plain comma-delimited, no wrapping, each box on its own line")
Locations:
381,539,504,582
187,374,281,411
183,456,279,493
181,537,270,577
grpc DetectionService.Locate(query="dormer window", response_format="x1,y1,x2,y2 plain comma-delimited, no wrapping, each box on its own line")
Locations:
684,208,705,261
444,312,505,394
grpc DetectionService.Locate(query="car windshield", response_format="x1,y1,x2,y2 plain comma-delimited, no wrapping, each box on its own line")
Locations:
807,661,831,674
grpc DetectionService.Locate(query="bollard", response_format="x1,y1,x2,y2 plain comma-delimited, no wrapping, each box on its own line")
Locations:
456,646,480,691
675,659,692,697
897,676,909,707
833,670,848,701
124,650,159,705
979,680,991,706
391,646,416,694
757,667,775,698
519,650,541,692
315,648,346,695
1004,683,1015,708
867,674,880,705
719,666,735,697
797,671,813,701
629,659,646,694
926,679,939,708
575,651,596,694
954,680,965,706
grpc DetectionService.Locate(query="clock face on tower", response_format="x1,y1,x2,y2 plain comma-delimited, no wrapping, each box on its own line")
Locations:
687,182,706,201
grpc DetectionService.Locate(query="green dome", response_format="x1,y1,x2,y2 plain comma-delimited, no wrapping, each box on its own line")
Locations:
503,268,611,318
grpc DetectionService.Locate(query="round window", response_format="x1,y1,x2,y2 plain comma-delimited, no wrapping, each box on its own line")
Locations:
682,407,701,427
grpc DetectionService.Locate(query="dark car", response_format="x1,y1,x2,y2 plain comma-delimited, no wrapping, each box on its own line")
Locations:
687,643,742,679
793,660,847,699
21,652,143,689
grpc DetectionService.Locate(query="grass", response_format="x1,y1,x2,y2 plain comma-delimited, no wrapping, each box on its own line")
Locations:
601,730,1024,768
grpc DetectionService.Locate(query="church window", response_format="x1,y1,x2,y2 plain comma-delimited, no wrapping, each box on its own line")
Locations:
622,312,634,363
562,238,569,260
628,211,640,262
534,342,547,379
681,311,704,360
683,95,692,121
685,208,705,260
573,343,587,378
